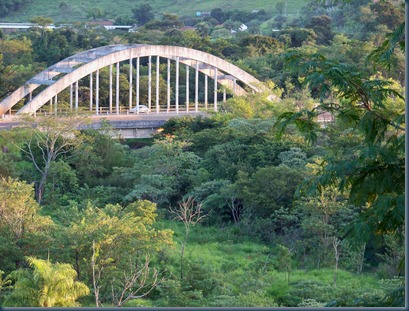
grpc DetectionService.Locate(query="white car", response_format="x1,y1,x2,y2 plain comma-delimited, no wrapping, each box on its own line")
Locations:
129,105,150,113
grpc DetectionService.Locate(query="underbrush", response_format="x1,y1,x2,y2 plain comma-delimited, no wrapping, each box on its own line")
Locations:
147,220,391,307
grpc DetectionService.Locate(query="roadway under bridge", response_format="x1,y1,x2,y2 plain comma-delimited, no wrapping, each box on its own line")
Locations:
0,44,266,117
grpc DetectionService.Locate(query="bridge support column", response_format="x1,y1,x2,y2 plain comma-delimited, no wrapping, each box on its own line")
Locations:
75,80,79,112
136,57,140,114
167,58,170,113
195,62,199,113
205,75,208,110
70,84,73,110
186,65,189,112
156,56,160,113
176,57,179,113
96,69,100,116
90,72,93,112
54,95,58,115
49,98,52,114
116,62,120,115
223,88,226,103
109,64,113,114
214,68,218,112
148,56,152,112
129,58,133,110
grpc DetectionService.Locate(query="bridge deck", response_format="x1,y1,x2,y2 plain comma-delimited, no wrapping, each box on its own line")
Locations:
0,112,208,138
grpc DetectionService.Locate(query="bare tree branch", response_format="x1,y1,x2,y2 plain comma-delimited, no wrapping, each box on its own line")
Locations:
169,196,209,280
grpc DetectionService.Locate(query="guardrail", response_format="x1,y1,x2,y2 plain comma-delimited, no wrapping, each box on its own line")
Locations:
1,103,212,120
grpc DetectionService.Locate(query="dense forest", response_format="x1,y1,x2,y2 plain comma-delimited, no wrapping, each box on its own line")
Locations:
0,0,405,307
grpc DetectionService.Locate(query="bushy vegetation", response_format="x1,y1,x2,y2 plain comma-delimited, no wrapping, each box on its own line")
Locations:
0,0,31,18
0,0,405,307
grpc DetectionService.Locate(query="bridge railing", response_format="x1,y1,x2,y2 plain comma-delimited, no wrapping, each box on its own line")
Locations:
1,103,212,120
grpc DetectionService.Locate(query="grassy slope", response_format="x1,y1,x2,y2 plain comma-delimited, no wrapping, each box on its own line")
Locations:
146,220,385,307
1,0,308,23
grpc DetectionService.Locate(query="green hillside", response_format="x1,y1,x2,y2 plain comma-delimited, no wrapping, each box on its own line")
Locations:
0,0,308,23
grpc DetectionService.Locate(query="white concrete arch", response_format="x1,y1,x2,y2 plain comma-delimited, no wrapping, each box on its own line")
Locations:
0,44,264,115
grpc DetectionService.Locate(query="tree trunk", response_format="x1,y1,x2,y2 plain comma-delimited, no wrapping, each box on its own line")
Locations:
36,162,50,204
357,242,366,274
92,241,100,307
180,240,186,281
75,250,81,280
333,238,340,285
230,198,241,225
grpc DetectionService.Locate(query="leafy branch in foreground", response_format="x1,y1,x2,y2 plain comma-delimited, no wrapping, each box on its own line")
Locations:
367,22,404,72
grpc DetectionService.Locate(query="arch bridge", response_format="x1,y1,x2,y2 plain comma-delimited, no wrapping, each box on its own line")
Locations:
0,44,265,117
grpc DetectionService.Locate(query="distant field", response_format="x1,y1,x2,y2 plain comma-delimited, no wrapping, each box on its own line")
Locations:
0,0,309,23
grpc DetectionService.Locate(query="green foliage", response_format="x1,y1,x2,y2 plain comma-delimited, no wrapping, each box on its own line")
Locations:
122,298,153,307
43,160,78,207
233,290,277,307
273,27,317,47
238,165,304,218
379,277,405,307
220,90,282,119
306,15,334,45
1,0,309,23
0,3,404,306
278,147,307,168
119,138,201,207
70,128,130,188
367,22,404,72
3,257,89,307
274,244,292,283
86,7,104,21
268,268,388,307
132,3,154,25
58,200,173,305
182,258,220,297
0,0,31,17
0,270,12,301
0,177,53,271
277,49,405,236
376,233,405,278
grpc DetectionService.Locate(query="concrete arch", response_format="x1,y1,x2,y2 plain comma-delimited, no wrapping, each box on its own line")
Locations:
0,44,264,115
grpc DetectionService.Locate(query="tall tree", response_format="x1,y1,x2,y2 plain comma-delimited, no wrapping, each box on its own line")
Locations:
13,115,88,203
59,2,71,20
86,7,104,21
169,196,208,280
132,4,154,25
0,177,53,270
0,37,35,100
66,200,173,306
